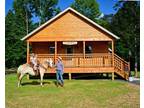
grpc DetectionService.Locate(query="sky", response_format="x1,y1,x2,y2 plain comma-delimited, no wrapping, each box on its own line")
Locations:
5,0,118,15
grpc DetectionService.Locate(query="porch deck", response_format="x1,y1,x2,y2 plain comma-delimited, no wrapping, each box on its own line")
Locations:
37,53,130,80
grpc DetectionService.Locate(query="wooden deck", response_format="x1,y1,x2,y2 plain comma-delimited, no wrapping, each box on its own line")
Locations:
38,53,113,67
37,53,130,80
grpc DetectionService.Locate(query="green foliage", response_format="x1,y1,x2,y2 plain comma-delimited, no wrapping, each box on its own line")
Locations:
5,10,27,68
71,0,110,30
110,1,140,70
31,0,60,25
71,0,101,22
5,0,60,68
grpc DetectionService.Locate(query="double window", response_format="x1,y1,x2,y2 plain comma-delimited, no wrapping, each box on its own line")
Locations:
85,45,92,53
49,46,55,54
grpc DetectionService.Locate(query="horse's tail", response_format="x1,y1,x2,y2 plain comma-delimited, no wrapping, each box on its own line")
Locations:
17,65,22,80
17,69,21,80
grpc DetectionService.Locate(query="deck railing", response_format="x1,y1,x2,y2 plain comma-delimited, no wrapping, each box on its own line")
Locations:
36,53,129,80
37,53,113,68
114,54,130,79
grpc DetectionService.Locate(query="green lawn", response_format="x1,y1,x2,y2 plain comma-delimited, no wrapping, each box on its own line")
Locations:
131,71,140,78
6,74,140,108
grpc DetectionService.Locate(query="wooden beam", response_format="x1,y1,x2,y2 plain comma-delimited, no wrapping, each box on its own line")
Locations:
112,72,114,80
83,41,85,59
112,40,114,67
69,73,72,80
27,41,30,63
55,41,57,63
27,41,30,80
112,41,115,81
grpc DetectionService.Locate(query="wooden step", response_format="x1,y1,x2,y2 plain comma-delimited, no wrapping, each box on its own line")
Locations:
114,54,130,80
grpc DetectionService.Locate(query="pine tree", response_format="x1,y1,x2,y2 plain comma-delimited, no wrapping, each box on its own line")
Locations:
71,0,101,22
31,0,60,25
110,1,140,70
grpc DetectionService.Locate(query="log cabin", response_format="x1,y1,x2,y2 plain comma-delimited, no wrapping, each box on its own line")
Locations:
21,7,130,80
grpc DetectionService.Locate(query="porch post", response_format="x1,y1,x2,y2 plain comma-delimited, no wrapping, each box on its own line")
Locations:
27,41,30,63
55,41,57,63
112,72,114,80
112,40,114,66
27,41,30,80
112,40,115,80
69,73,71,80
83,41,85,58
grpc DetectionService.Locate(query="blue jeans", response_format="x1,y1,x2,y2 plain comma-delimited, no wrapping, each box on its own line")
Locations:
56,70,64,84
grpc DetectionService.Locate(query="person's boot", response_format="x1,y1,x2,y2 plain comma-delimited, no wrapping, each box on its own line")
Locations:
60,82,64,87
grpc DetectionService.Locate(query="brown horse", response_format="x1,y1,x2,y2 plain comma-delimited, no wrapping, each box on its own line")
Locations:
17,59,53,87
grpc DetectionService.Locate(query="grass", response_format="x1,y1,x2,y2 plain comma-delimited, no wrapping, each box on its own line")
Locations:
6,73,140,108
131,71,140,78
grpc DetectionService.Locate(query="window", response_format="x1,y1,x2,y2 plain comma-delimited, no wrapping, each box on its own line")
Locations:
85,45,92,53
49,46,55,54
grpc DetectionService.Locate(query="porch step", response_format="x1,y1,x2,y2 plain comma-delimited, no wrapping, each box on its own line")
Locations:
114,54,130,80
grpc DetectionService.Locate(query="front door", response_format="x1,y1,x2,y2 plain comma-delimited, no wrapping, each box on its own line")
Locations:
66,46,73,54
65,46,74,66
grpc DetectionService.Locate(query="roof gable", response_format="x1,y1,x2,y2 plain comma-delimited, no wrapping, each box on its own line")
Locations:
21,7,119,41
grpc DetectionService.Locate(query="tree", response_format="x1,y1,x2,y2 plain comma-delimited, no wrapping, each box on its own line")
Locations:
71,0,101,22
31,0,60,25
5,0,61,68
13,0,33,34
5,10,27,68
6,0,34,68
110,1,140,71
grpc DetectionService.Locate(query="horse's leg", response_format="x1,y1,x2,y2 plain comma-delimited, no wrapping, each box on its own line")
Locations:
18,73,25,87
40,73,44,87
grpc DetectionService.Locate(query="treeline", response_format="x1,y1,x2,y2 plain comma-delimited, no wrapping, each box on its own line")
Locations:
6,0,140,70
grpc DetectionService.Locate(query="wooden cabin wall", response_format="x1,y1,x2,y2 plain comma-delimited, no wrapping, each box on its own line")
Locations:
73,41,83,53
57,42,65,54
32,42,54,54
86,41,108,53
31,41,108,54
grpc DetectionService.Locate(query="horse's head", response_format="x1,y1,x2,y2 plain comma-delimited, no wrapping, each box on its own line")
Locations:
46,58,53,67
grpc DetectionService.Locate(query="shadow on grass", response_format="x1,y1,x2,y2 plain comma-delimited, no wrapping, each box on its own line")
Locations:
29,73,125,80
21,81,51,86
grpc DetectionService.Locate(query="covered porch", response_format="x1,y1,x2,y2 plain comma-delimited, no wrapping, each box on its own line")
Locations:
26,40,129,80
